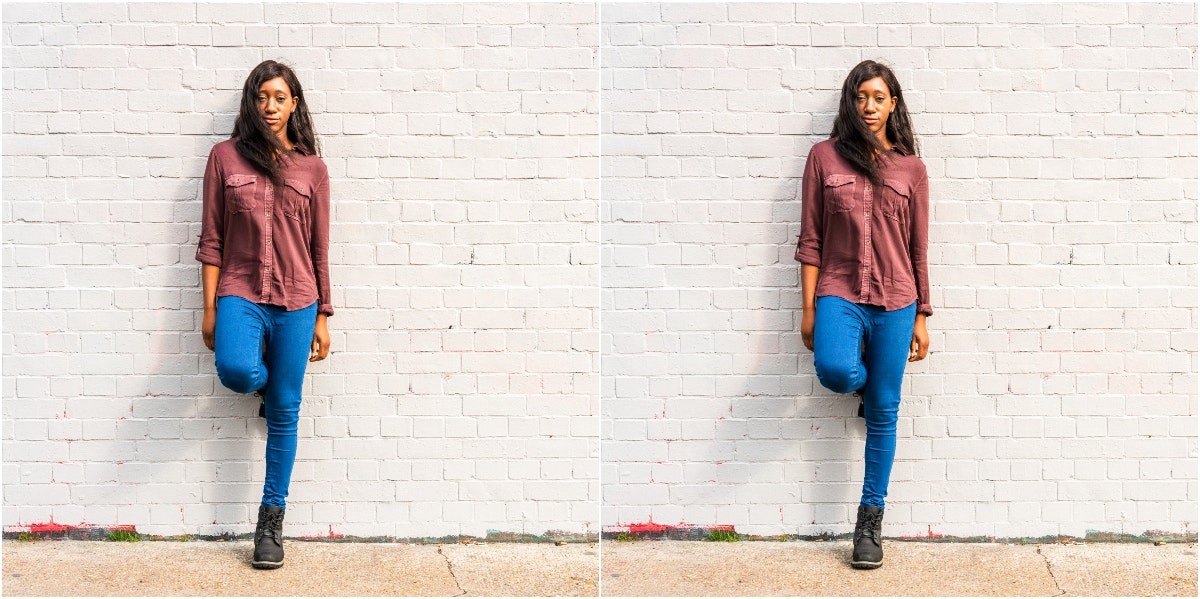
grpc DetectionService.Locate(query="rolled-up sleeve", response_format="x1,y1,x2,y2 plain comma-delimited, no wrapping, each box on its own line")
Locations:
311,165,334,317
794,146,823,266
195,147,224,267
910,165,932,316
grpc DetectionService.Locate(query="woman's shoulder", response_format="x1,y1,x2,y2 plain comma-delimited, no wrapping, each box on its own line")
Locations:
212,137,239,154
294,149,329,178
891,150,928,178
207,138,242,166
810,138,838,156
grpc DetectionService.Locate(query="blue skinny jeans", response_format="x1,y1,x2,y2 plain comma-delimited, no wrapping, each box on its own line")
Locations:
214,295,316,509
812,295,916,509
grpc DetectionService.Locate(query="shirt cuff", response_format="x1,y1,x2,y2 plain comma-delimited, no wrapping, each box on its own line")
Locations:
918,304,933,317
794,246,820,265
319,303,335,317
195,248,222,268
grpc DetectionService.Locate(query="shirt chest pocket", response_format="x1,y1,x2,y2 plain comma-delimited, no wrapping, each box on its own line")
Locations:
281,178,312,223
822,174,856,214
881,178,910,222
223,174,257,213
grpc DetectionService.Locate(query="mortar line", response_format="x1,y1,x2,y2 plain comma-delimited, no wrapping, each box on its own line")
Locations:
437,546,467,597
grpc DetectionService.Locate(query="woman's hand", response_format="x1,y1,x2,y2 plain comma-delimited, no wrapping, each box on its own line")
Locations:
310,313,331,362
801,306,816,352
909,313,929,362
202,306,217,351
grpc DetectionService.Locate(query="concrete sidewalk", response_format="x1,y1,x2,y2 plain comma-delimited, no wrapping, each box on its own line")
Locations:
1,540,599,596
5,539,1196,596
602,540,1198,597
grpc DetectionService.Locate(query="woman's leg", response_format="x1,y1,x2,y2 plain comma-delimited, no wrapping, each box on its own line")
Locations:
812,295,868,394
213,296,268,394
858,302,917,508
259,303,317,509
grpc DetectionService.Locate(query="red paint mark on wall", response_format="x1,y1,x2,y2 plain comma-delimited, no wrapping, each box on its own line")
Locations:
615,520,736,535
28,522,68,534
925,525,943,539
626,521,668,534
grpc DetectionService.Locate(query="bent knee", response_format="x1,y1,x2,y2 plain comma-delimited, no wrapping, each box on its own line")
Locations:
814,358,861,394
215,360,263,394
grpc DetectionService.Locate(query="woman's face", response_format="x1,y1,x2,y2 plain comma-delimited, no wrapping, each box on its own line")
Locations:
257,76,297,141
856,76,896,141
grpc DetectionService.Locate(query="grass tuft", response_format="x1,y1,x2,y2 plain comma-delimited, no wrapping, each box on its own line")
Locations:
108,530,141,542
707,529,739,542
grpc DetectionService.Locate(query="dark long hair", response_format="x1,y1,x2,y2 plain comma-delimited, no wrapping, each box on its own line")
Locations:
232,60,319,184
830,60,918,185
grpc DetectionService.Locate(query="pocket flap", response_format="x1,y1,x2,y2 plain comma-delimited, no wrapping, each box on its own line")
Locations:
283,178,312,198
883,178,910,198
824,174,855,188
224,174,256,187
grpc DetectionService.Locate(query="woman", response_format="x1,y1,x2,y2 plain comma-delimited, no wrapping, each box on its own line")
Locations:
794,60,930,570
196,60,332,570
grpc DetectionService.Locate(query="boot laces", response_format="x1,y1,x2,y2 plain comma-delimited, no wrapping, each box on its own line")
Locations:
256,510,284,545
854,509,883,544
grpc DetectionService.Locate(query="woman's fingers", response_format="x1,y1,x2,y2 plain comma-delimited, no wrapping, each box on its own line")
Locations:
908,333,929,362
309,334,330,362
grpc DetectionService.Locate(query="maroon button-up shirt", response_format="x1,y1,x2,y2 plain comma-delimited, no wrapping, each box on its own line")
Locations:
795,139,931,316
196,139,333,316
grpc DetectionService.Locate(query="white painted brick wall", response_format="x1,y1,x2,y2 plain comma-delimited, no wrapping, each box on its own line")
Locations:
2,2,599,538
601,2,1196,539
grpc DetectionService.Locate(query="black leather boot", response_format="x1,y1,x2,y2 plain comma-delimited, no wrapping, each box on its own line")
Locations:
252,504,285,569
851,504,884,569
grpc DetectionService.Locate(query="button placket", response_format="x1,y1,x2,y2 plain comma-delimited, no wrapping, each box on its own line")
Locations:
860,182,872,303
261,182,274,303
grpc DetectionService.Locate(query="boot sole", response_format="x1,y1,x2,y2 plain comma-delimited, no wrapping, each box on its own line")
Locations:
851,559,882,569
251,559,283,570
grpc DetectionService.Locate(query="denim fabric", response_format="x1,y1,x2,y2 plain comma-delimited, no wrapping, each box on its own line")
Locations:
812,295,916,508
214,295,316,508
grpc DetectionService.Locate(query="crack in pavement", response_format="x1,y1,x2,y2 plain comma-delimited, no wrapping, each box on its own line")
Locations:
437,546,467,597
1037,544,1066,596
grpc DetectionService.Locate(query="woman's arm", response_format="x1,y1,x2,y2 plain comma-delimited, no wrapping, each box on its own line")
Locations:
310,165,332,361
909,163,931,361
201,263,220,351
796,146,823,352
800,263,819,351
910,313,928,362
197,148,224,352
